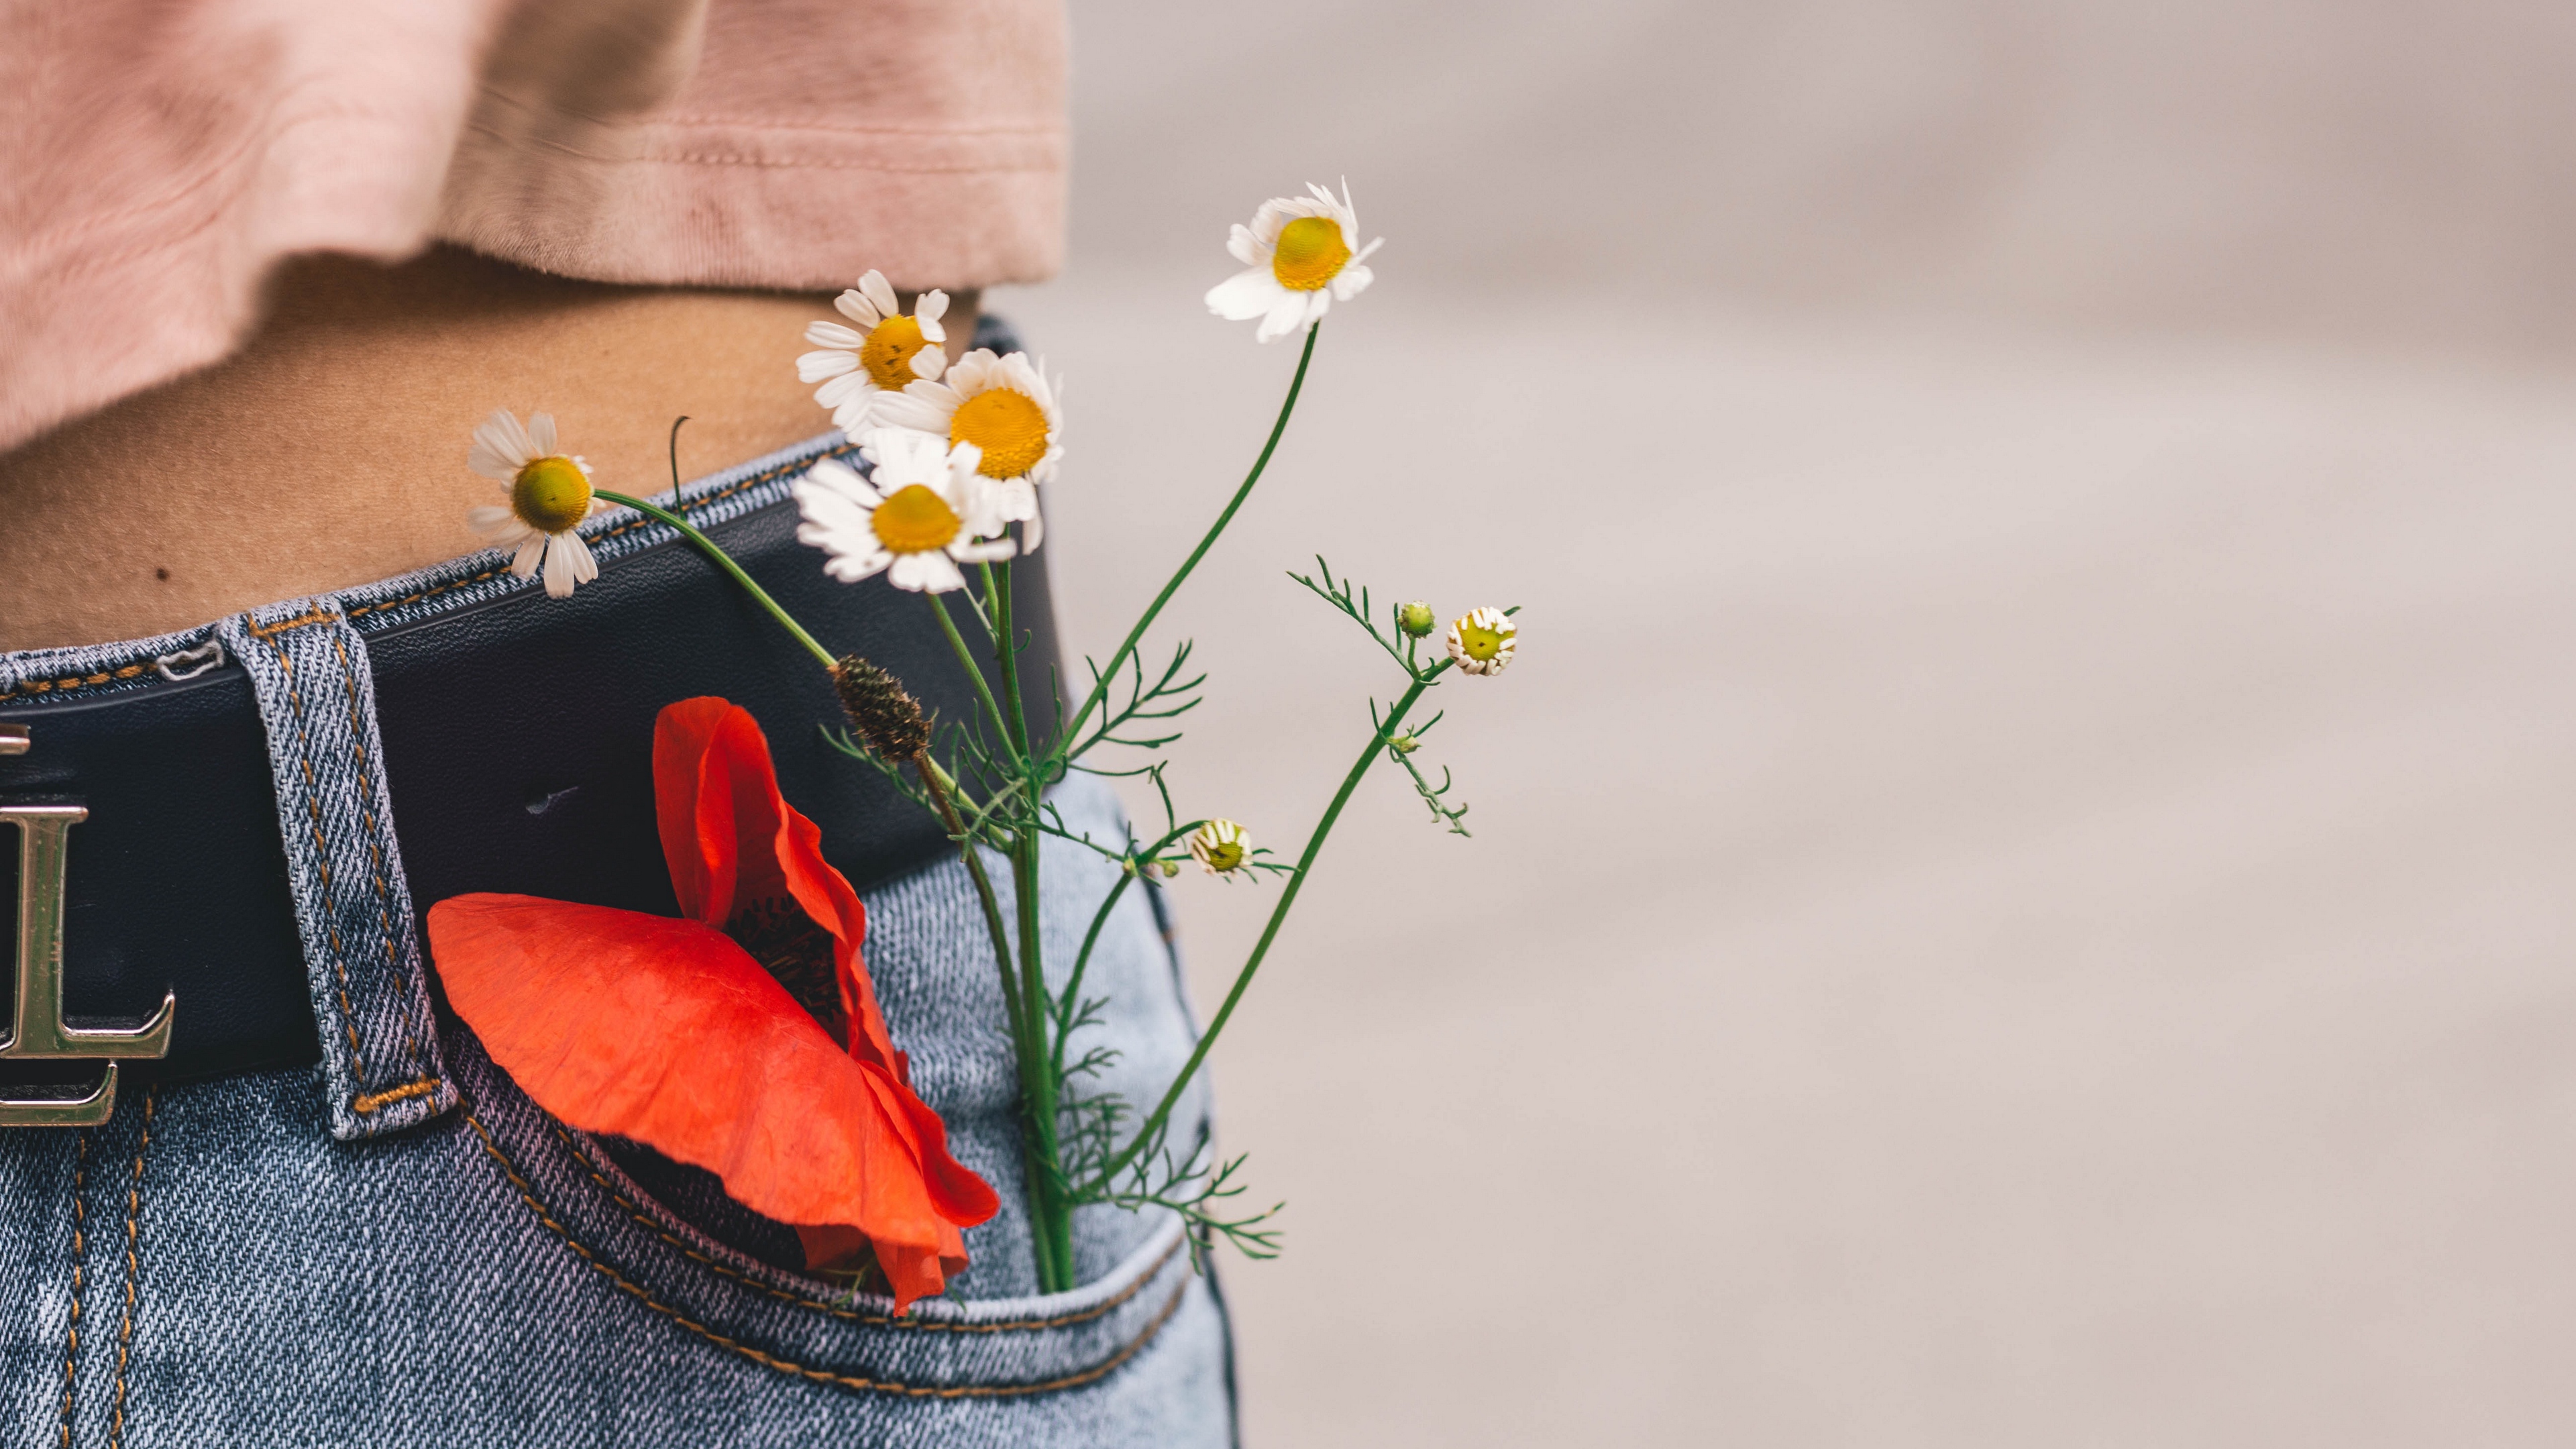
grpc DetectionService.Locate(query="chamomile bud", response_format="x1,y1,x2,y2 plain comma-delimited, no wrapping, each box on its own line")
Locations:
1157,860,1181,879
1445,607,1516,676
1397,600,1436,638
1189,819,1251,877
1388,732,1421,755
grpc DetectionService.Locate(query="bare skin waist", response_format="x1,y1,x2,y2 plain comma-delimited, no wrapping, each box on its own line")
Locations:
0,247,973,653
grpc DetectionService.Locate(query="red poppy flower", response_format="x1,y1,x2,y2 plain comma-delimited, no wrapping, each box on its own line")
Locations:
427,697,998,1311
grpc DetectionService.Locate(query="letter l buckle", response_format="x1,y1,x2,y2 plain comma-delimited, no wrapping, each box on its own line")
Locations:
0,724,174,1126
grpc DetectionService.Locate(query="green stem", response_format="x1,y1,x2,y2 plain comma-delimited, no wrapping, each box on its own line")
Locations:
913,755,1026,1063
1083,665,1447,1194
597,490,837,669
927,591,1017,747
1052,870,1131,1081
924,583,1073,1290
916,752,1063,1291
991,561,1034,759
1047,817,1201,1085
1050,324,1320,767
990,562,1077,1286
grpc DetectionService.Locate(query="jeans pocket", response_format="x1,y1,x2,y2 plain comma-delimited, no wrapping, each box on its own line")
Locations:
451,1020,1224,1419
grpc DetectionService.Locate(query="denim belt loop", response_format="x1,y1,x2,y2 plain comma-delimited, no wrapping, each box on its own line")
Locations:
217,598,456,1140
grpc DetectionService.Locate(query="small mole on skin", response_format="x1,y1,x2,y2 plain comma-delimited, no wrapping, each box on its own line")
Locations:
154,567,170,582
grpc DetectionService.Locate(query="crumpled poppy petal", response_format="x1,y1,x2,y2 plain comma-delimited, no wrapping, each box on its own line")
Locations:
795,1218,967,1309
427,892,998,1312
652,696,742,926
651,698,906,1079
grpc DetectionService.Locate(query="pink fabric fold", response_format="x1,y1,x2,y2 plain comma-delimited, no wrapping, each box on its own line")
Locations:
0,0,1067,450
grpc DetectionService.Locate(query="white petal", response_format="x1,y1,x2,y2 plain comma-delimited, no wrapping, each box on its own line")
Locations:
892,551,966,593
828,393,881,433
1256,290,1308,342
910,346,945,380
1020,507,1044,554
944,352,996,393
541,537,579,597
864,428,947,488
799,348,860,384
467,504,517,534
986,476,1036,521
1206,268,1281,321
952,537,1017,564
874,391,952,434
834,289,883,329
511,533,547,579
822,547,895,583
806,321,867,350
917,290,949,325
1332,264,1375,301
1228,223,1267,266
859,270,901,319
811,456,884,501
1349,235,1385,265
563,531,600,584
802,458,883,506
1304,289,1333,327
814,370,868,408
470,409,535,478
527,412,559,458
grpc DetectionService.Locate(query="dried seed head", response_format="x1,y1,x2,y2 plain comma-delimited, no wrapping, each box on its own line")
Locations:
832,655,932,759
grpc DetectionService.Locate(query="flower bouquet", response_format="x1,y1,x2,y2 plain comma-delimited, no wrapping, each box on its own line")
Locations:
425,182,1520,1310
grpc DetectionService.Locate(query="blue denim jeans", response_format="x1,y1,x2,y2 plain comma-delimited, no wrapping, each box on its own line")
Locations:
0,433,1235,1446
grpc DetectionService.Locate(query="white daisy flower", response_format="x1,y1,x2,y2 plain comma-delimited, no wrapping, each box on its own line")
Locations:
875,349,1063,551
1188,819,1250,877
1204,180,1385,342
1445,607,1516,676
796,270,951,435
792,431,1014,594
466,409,602,599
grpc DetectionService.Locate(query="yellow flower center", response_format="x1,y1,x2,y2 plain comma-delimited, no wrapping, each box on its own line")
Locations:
860,315,931,391
1203,840,1245,871
511,456,593,534
1457,621,1508,662
949,388,1051,479
871,484,961,554
1271,216,1351,291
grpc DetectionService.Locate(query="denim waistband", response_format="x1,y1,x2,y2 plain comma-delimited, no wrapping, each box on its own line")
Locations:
0,423,1060,1143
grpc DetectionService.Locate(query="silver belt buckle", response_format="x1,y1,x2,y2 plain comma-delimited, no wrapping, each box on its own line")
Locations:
0,724,174,1126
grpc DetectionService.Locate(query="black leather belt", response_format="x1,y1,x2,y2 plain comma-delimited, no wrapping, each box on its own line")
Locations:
0,443,1059,1088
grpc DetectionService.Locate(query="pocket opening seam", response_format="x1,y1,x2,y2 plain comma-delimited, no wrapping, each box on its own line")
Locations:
552,1124,1181,1332
466,1110,1191,1397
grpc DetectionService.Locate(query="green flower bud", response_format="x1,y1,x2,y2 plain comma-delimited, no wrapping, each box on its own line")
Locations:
1397,600,1436,638
1388,733,1421,756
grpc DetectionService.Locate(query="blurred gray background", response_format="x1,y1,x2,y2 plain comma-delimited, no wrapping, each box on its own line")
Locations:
994,3,2576,1444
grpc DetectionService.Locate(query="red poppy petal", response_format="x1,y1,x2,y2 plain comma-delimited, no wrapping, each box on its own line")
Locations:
652,697,735,924
860,1057,1003,1224
794,1220,967,1306
775,796,904,1077
426,892,997,1312
651,698,906,1079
